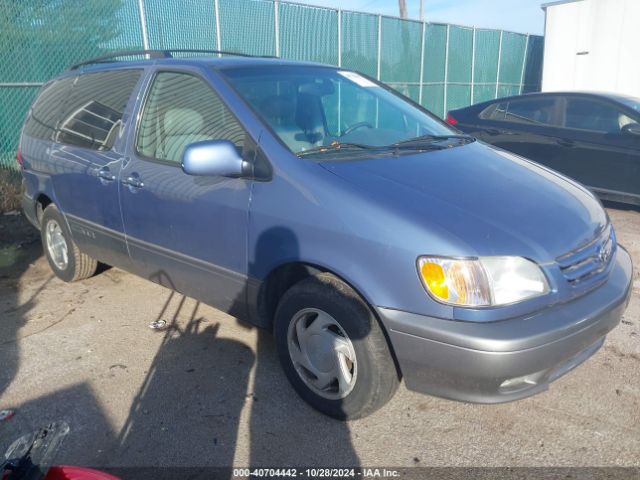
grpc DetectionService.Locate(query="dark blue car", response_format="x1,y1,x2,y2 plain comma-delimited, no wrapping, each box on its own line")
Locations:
18,51,633,419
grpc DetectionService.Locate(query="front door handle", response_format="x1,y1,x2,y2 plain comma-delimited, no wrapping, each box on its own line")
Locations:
122,175,145,189
97,168,116,183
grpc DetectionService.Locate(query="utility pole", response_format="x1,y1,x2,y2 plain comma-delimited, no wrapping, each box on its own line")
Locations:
419,0,424,21
399,0,407,18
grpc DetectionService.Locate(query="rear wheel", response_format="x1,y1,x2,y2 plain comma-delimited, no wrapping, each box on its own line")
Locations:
41,205,97,282
274,273,399,420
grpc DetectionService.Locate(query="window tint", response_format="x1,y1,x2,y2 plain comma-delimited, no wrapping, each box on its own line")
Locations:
481,98,556,126
136,72,245,163
505,98,556,125
564,98,636,133
23,77,74,141
481,102,507,121
55,69,142,150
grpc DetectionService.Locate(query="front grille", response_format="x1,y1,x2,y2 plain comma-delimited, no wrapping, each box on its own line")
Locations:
556,224,616,286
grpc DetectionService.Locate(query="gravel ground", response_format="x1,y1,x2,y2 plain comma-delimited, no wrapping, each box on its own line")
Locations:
0,205,638,470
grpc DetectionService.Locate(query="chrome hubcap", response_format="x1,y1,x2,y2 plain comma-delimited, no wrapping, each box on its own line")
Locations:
45,220,68,270
287,308,357,400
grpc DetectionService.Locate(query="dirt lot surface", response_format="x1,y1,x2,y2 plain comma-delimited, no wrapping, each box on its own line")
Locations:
0,206,638,470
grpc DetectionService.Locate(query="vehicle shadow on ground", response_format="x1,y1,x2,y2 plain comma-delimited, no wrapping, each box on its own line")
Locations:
0,215,41,398
102,228,361,477
0,215,117,467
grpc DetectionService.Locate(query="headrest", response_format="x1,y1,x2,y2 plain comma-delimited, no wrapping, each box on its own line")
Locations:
163,108,204,135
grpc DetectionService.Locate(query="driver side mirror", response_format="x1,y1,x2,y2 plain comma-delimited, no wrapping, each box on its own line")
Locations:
621,123,640,137
181,140,250,177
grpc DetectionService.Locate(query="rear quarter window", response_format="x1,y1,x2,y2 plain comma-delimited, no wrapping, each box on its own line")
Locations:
23,77,75,141
55,69,143,150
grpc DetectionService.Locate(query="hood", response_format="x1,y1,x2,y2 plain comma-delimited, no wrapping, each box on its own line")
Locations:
320,142,607,261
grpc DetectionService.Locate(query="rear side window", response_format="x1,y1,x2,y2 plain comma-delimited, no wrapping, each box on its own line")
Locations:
563,98,636,134
136,71,245,164
482,98,557,126
56,69,142,150
23,77,74,141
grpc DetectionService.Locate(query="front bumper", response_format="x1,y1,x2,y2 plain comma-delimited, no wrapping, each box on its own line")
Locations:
377,247,633,403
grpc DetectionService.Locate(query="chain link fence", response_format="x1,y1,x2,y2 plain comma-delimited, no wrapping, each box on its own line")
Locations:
0,0,543,171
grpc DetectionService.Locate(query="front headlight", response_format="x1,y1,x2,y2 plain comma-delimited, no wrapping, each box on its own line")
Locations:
417,255,549,307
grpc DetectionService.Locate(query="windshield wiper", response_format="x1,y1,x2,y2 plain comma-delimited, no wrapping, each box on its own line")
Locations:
391,134,474,148
296,142,389,157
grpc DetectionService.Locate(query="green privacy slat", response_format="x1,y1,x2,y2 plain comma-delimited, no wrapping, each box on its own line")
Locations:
380,17,422,83
498,85,521,99
0,0,144,83
498,31,527,85
422,85,445,118
341,11,378,78
473,85,497,104
447,85,472,113
279,3,338,64
144,0,217,50
390,84,420,103
523,35,544,91
474,29,501,84
218,0,275,56
0,87,39,169
423,24,447,83
447,26,473,84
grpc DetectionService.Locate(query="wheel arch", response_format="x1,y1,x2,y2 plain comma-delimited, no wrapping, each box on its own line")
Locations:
255,260,402,377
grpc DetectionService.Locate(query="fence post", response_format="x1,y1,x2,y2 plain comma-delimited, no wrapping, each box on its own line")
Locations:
443,24,450,118
274,1,281,58
136,0,149,51
337,8,342,67
495,30,503,99
418,21,426,105
376,15,382,80
214,0,222,56
471,27,476,105
519,34,530,94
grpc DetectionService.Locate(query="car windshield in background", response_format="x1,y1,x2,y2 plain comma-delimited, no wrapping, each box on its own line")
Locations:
219,65,469,157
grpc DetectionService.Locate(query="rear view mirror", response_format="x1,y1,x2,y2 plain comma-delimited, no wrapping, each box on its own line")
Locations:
181,140,250,177
621,123,640,136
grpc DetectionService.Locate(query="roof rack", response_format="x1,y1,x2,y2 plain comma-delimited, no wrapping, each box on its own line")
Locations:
69,49,274,70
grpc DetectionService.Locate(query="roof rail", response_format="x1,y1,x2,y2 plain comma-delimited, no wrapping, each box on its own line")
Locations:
69,49,274,70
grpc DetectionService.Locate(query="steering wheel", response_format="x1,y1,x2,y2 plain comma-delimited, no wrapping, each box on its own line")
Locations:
342,122,374,136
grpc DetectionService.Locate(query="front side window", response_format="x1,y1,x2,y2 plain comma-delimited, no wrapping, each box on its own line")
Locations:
136,71,245,163
563,98,636,134
56,69,143,150
504,98,556,126
220,66,457,157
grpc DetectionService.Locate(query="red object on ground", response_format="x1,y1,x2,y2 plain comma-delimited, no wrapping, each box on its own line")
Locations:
0,410,15,422
446,113,458,126
45,466,120,480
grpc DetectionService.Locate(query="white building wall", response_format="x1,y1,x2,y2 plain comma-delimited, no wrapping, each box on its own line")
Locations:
542,0,640,98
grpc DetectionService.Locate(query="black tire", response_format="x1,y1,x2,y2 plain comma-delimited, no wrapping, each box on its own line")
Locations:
274,272,399,420
41,205,98,282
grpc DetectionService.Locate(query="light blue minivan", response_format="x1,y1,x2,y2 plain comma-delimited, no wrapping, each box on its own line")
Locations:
19,50,632,419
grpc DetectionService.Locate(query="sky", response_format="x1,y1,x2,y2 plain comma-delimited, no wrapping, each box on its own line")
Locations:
296,0,546,35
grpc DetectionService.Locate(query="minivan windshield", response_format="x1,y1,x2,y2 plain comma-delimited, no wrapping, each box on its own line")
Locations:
220,65,467,157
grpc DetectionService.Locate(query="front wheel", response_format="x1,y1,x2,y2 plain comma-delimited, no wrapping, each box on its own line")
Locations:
41,205,98,282
274,273,399,420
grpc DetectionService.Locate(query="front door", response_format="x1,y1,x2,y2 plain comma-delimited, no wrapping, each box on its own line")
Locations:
556,96,640,198
474,96,565,169
119,69,252,315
